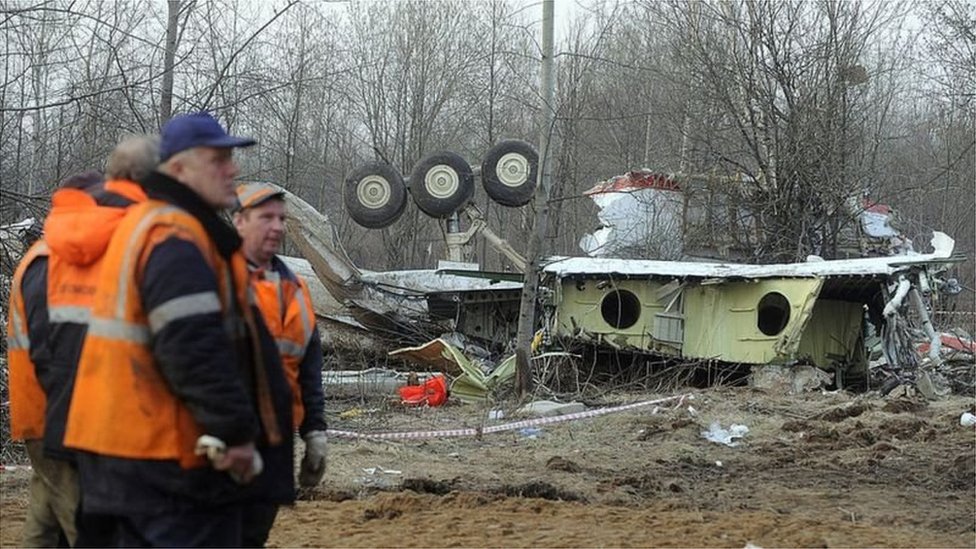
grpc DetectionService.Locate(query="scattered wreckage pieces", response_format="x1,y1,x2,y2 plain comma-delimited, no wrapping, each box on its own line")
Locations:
544,231,968,394
750,364,833,394
280,179,969,399
389,338,516,405
323,369,423,400
279,186,492,349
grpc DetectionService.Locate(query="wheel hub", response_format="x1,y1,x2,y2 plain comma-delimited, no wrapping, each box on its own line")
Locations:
424,164,460,198
496,152,530,187
357,175,392,209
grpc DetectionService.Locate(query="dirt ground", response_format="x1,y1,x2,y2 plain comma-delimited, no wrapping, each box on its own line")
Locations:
2,386,974,548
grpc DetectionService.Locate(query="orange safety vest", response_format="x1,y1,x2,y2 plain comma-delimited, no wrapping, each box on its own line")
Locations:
6,241,50,440
64,200,257,469
250,266,316,429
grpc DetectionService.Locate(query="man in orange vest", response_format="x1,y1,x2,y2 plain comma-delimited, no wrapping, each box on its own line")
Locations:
6,136,156,547
63,113,293,547
232,182,327,546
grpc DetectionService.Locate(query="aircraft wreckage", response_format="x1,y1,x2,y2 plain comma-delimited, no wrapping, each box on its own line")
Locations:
1,144,966,392
274,145,969,392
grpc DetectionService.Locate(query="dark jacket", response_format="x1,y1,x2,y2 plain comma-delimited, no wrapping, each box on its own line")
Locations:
28,183,144,461
76,172,294,514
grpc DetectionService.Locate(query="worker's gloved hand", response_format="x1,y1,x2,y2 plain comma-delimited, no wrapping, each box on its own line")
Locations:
196,436,262,484
299,431,328,487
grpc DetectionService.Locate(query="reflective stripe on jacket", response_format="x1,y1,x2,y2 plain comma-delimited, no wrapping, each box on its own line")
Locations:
64,200,257,469
6,241,50,440
249,258,317,430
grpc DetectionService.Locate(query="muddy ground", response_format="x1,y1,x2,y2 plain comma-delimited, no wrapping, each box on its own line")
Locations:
2,386,974,548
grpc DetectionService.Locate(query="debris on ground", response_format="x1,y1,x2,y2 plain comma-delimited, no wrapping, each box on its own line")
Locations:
517,400,586,418
750,364,833,394
701,421,749,447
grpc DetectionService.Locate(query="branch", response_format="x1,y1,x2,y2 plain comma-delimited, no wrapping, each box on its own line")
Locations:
198,0,300,110
2,4,162,50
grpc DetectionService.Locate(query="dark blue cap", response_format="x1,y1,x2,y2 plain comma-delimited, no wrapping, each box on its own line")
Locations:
160,112,256,161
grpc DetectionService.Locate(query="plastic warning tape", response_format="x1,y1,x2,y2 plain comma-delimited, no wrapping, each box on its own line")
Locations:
326,427,479,440
325,393,691,441
483,394,690,434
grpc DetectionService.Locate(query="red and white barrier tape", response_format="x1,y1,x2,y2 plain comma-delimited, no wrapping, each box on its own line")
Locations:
326,393,692,441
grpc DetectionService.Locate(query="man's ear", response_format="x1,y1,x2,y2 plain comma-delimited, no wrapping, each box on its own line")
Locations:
233,210,245,230
160,150,190,179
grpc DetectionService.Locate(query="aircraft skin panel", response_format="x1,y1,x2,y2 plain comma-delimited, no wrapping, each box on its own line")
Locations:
681,278,824,364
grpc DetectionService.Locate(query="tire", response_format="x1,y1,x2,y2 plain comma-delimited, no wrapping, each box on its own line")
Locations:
481,139,538,207
408,151,475,218
343,162,408,229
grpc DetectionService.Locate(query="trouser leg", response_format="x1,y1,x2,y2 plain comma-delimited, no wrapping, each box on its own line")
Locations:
241,502,279,547
44,457,80,546
116,503,244,548
21,440,63,548
74,506,119,548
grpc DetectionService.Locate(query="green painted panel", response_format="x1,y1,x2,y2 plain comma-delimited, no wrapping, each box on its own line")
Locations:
553,279,680,353
796,299,864,368
682,279,823,364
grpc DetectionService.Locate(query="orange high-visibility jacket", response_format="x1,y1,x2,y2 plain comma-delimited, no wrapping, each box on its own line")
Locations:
6,181,148,444
64,200,257,469
249,263,317,429
6,241,50,441
40,181,147,456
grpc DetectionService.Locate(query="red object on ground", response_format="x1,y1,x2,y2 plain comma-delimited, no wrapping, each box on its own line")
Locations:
398,375,449,407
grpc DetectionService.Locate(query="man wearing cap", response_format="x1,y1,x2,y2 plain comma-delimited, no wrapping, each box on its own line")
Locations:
63,113,291,547
233,182,327,546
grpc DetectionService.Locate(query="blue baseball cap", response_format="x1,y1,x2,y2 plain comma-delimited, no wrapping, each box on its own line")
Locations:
160,112,256,161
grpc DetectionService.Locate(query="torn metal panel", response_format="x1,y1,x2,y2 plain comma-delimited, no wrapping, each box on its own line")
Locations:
388,338,516,404
279,255,345,316
579,171,684,259
387,338,467,376
774,279,823,358
281,185,363,302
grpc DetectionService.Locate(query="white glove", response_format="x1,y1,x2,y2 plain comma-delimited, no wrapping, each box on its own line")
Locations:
299,431,328,487
195,435,263,484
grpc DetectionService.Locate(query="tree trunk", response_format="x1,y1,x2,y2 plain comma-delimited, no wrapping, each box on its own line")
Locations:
160,0,181,123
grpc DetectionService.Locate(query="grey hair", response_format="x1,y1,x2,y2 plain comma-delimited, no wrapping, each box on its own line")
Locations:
106,135,160,181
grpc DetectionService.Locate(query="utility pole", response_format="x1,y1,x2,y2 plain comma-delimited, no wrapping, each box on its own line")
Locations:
515,0,555,398
160,0,181,124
